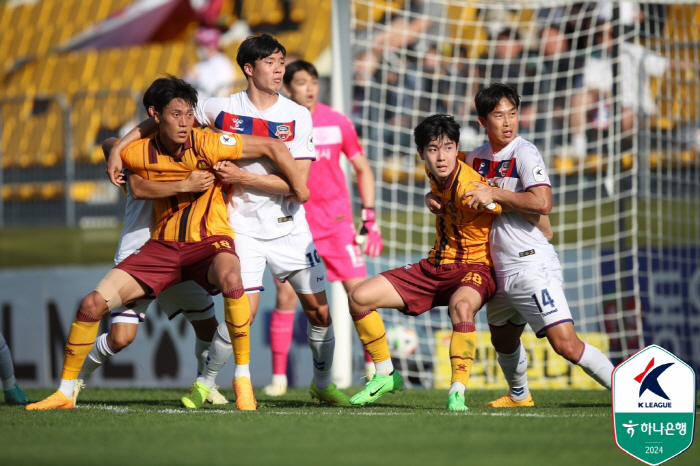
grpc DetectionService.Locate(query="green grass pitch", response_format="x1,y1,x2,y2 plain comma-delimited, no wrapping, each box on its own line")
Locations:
1,387,698,466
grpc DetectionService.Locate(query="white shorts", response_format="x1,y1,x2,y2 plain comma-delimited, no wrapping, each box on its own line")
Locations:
486,261,573,337
110,280,215,325
235,226,327,295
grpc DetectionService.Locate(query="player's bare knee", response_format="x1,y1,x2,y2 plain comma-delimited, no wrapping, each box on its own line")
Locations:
218,271,243,293
304,303,331,327
109,331,135,351
348,285,372,313
451,299,478,323
79,292,109,320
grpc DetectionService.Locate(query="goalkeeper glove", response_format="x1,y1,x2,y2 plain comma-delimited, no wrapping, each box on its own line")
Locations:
356,207,383,257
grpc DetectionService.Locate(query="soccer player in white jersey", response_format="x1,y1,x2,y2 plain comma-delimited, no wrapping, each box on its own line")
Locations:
71,132,228,406
107,34,349,407
428,83,614,406
259,60,383,396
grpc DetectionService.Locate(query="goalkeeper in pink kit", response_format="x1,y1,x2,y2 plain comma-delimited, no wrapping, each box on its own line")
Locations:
264,60,383,395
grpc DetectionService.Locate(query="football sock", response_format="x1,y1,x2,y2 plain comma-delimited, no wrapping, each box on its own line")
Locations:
61,311,101,381
270,374,287,386
235,363,251,380
496,341,530,401
450,322,476,388
307,323,334,390
352,310,392,374
194,337,210,377
449,381,466,396
374,358,394,376
198,323,233,388
223,289,250,366
0,333,17,390
59,379,77,398
270,309,296,376
80,333,118,378
576,343,614,390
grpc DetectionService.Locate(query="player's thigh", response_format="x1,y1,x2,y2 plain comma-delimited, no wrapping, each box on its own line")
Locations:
286,263,327,295
265,228,322,280
157,281,215,322
208,249,242,291
342,276,365,294
447,285,485,324
506,265,574,338
234,234,267,292
348,274,405,312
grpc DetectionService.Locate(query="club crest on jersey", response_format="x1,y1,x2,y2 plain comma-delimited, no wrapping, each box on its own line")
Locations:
447,201,458,213
499,161,511,177
533,165,546,181
275,124,291,140
219,135,237,146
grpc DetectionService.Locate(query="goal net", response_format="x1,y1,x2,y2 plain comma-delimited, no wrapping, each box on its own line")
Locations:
336,1,700,389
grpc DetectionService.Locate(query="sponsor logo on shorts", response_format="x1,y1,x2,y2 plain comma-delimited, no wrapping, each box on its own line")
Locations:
277,216,293,223
402,264,412,270
132,248,141,255
519,249,536,257
316,276,324,282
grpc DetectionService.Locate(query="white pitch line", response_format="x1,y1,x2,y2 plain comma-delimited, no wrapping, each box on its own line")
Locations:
76,404,611,418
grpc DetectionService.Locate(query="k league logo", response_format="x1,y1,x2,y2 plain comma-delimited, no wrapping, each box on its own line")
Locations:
612,345,696,465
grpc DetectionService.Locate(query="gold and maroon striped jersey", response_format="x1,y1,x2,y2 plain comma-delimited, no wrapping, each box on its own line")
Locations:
427,159,502,266
120,129,242,242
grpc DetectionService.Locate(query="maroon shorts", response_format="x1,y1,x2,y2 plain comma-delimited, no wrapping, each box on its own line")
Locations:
115,235,237,296
380,258,497,316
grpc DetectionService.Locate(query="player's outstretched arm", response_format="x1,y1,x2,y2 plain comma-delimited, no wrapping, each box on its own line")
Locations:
129,171,215,200
106,117,158,186
213,161,298,195
467,182,551,215
237,136,310,203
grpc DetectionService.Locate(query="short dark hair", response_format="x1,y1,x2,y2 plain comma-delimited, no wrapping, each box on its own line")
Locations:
474,82,520,119
283,60,318,86
143,75,198,115
414,114,460,150
236,33,286,75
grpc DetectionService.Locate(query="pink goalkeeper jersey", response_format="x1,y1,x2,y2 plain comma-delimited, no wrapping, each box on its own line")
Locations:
305,102,364,240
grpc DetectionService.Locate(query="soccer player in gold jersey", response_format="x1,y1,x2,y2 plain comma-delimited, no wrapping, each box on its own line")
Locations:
348,114,501,411
26,75,308,412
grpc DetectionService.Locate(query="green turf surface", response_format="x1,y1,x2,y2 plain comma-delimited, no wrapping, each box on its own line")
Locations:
2,388,697,466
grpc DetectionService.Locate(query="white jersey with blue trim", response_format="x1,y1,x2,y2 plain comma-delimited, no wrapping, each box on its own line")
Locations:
114,179,154,264
466,136,558,277
194,92,315,239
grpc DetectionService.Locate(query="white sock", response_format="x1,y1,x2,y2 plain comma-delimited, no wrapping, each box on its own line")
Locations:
197,323,232,388
194,337,210,377
374,359,394,376
234,363,250,380
59,379,76,398
0,333,17,390
448,381,466,396
307,323,334,390
79,333,117,378
577,343,614,390
496,341,530,401
270,374,287,386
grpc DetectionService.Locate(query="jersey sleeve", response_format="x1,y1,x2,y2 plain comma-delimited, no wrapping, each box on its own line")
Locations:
289,106,315,160
516,144,551,190
339,113,364,161
120,141,146,177
197,131,243,165
194,97,228,129
457,165,502,215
